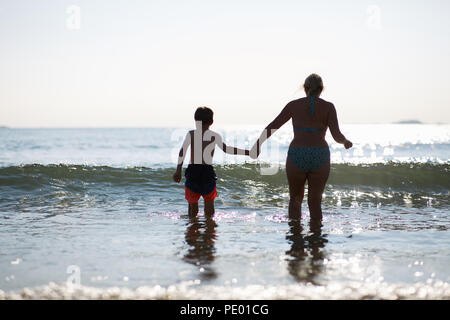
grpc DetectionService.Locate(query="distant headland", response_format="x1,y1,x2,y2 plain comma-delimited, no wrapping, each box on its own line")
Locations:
393,120,423,124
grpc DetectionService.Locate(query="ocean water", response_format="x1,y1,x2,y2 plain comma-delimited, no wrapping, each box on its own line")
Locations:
0,124,449,299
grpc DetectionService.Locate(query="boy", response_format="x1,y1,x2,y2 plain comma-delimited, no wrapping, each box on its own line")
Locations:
173,106,250,217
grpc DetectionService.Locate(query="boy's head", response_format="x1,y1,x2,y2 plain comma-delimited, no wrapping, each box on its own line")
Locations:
194,106,214,127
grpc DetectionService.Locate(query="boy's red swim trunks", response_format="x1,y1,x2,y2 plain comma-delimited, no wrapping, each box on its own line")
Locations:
185,186,217,204
184,164,218,204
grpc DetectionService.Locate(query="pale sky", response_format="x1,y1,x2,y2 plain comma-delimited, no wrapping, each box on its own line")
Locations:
1,0,449,128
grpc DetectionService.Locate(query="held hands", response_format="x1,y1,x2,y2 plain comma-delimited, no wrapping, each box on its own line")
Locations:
242,143,259,159
241,149,256,158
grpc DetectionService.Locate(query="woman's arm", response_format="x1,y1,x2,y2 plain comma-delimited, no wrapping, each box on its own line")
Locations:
327,103,352,149
250,102,293,158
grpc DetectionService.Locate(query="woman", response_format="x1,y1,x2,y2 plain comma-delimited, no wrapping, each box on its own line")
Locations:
250,74,353,220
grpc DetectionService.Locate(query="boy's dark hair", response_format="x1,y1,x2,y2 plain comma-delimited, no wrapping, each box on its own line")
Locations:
194,106,214,125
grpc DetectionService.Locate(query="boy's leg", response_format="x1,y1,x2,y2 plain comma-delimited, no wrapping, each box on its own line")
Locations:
204,200,215,217
188,202,199,217
203,186,217,217
185,186,201,217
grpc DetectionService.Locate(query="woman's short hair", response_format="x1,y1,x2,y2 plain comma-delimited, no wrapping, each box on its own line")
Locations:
303,73,324,96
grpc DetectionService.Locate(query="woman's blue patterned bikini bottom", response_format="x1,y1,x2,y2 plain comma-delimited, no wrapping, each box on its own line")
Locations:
287,146,330,173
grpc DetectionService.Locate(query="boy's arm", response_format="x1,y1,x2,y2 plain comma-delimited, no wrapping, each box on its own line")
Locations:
173,132,191,183
221,143,249,156
208,131,249,156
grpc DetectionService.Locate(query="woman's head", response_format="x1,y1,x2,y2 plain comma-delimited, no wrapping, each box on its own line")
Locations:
303,73,324,96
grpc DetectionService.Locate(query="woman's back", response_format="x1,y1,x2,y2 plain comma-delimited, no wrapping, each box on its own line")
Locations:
289,96,331,148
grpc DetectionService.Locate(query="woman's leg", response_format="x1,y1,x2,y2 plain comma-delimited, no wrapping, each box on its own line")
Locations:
306,162,330,220
286,157,307,219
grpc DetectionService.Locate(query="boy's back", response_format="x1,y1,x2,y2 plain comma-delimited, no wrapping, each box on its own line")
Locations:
186,128,217,165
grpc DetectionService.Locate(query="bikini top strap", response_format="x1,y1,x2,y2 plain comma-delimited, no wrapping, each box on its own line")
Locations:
309,95,316,115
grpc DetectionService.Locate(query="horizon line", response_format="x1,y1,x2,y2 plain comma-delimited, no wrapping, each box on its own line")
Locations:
1,121,449,129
